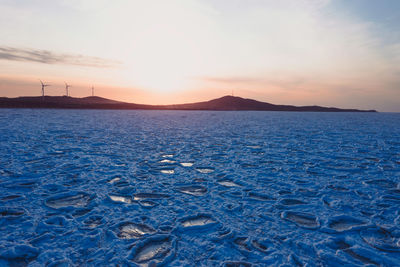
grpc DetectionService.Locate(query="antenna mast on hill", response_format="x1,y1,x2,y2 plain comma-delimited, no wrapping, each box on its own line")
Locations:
91,86,94,96
64,82,71,97
39,80,50,98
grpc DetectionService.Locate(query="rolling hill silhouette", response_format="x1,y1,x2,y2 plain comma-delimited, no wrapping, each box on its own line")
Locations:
0,95,376,112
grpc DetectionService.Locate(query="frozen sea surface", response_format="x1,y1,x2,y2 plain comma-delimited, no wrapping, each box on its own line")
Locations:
0,109,399,266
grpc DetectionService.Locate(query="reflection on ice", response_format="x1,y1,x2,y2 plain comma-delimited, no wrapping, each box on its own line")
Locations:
218,180,240,187
180,162,194,167
108,177,121,184
181,215,216,227
160,169,175,174
109,194,132,204
133,193,170,201
131,236,174,265
246,145,261,149
159,159,176,164
83,216,103,229
196,167,215,174
139,200,158,208
118,222,156,239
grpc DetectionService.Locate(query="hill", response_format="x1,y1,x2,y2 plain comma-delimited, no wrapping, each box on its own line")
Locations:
0,95,377,112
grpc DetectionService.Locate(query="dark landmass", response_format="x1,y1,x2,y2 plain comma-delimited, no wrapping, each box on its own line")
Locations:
0,95,377,112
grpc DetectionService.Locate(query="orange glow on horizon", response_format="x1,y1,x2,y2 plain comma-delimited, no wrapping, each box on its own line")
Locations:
0,1,399,111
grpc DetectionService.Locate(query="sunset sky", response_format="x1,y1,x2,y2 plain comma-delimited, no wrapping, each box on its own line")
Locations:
0,0,399,111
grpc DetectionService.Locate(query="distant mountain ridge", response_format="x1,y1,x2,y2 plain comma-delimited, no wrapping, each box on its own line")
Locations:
0,95,377,112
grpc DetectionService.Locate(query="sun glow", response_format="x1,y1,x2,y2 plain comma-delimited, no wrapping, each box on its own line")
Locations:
0,0,399,110
114,1,219,93
120,43,202,92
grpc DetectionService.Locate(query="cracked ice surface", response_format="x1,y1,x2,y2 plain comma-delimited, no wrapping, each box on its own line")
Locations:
0,109,399,266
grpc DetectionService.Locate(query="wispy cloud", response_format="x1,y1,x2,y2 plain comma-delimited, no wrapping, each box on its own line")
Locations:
0,46,120,68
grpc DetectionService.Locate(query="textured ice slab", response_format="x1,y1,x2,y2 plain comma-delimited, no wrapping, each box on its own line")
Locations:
280,198,307,205
218,180,241,187
107,177,121,184
360,227,400,252
176,185,207,196
108,194,133,204
133,193,170,201
159,159,176,164
160,169,174,174
0,207,25,217
130,235,175,265
327,215,368,232
82,215,103,229
117,222,156,239
139,200,158,208
281,211,320,229
45,192,92,209
181,214,217,228
180,162,194,167
196,167,215,174
0,110,399,266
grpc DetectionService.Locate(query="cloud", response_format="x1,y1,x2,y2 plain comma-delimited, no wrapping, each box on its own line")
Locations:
0,46,120,68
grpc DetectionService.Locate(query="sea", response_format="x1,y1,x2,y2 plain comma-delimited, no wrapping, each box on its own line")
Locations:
0,109,399,266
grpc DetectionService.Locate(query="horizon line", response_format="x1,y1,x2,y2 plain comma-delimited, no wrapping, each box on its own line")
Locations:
0,94,378,112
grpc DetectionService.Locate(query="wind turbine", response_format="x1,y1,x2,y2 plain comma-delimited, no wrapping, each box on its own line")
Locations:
91,85,94,97
64,82,71,97
39,80,50,98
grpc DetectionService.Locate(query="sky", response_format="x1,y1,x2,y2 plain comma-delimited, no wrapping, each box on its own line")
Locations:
0,0,399,111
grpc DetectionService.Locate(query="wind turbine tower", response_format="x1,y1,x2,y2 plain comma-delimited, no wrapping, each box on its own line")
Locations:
39,80,50,98
64,82,71,97
91,86,94,97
